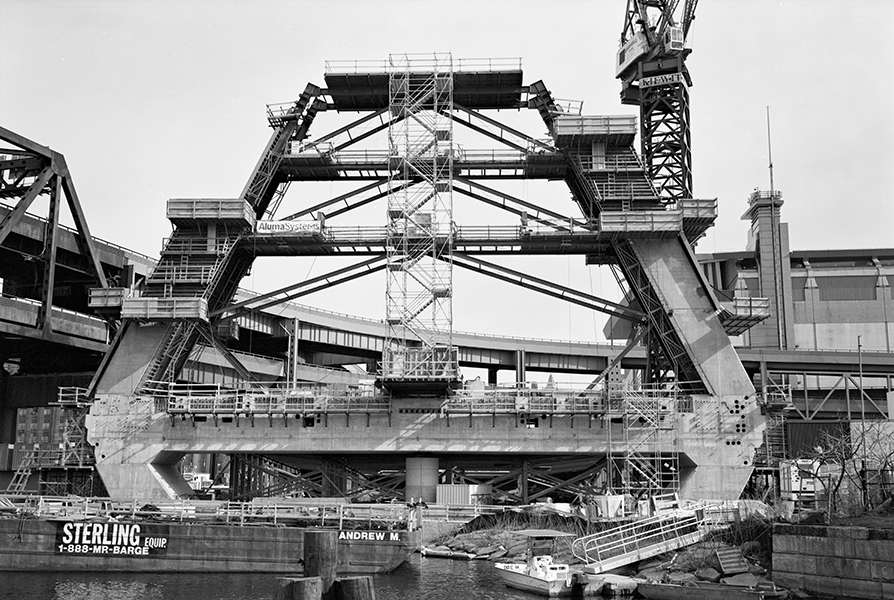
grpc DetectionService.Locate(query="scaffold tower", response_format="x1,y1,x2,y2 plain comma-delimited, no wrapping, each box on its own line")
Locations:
383,53,458,390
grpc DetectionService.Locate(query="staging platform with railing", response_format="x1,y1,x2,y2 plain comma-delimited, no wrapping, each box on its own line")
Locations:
146,379,691,423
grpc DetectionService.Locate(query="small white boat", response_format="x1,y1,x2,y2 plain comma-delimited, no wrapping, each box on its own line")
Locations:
494,529,597,598
495,554,576,597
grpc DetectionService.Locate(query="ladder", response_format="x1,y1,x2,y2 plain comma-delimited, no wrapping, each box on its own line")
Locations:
764,413,787,465
5,448,38,493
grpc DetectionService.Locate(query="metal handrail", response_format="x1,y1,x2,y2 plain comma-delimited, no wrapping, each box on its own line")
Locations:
2,495,415,529
154,381,391,416
572,508,705,571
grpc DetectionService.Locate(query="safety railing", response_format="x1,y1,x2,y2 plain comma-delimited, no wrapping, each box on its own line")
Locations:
0,495,415,530
445,383,606,415
151,381,391,416
57,387,90,405
292,148,530,165
576,154,645,172
266,102,301,122
455,224,597,240
444,382,686,418
161,237,235,255
550,98,584,115
148,263,215,283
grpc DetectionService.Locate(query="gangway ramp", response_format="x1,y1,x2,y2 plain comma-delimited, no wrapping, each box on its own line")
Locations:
572,508,706,574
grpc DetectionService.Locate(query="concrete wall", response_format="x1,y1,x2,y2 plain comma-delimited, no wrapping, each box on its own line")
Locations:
772,523,894,599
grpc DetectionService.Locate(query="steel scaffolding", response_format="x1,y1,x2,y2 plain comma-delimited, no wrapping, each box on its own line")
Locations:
383,53,458,387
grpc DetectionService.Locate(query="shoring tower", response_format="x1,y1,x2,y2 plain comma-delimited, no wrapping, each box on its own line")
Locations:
383,53,458,392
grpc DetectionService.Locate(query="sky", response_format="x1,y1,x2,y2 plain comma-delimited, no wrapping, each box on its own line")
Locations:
2,0,893,349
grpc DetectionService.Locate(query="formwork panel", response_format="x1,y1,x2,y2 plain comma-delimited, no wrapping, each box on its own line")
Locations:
553,115,637,147
166,199,255,226
121,297,208,321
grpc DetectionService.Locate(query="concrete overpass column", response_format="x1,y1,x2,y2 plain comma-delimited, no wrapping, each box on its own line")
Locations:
405,456,438,503
515,350,526,384
487,368,498,385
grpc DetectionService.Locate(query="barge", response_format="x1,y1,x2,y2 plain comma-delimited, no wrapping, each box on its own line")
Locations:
0,496,420,573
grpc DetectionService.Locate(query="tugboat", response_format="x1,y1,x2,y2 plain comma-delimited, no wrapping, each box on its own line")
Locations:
494,529,600,597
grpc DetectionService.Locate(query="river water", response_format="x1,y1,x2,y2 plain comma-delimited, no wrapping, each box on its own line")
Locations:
1,554,546,600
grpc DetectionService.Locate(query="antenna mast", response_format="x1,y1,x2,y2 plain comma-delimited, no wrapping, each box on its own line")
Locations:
767,106,785,349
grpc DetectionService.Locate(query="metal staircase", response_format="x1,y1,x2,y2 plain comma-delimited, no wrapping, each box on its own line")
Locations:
137,321,197,391
609,385,680,498
756,412,787,468
572,508,706,574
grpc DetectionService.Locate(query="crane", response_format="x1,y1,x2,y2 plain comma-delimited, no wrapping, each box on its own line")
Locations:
616,0,699,204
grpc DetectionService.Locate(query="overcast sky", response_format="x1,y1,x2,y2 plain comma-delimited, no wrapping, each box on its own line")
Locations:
2,0,892,349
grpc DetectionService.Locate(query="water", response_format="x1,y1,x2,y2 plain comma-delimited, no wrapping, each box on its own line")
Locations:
0,554,546,600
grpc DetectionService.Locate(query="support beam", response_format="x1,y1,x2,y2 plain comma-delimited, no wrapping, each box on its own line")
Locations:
211,255,388,321
57,155,109,288
453,176,586,231
192,325,262,387
0,166,52,246
450,251,644,322
38,175,62,332
279,179,405,221
450,103,554,153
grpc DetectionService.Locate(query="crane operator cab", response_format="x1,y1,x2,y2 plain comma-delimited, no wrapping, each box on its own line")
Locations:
663,26,684,54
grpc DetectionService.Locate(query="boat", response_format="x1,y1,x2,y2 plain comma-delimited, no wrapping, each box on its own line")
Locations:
494,529,600,597
0,495,420,574
420,546,476,560
636,580,789,600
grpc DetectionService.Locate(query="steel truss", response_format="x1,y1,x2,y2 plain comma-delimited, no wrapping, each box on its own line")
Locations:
229,453,632,505
0,127,109,341
639,71,692,202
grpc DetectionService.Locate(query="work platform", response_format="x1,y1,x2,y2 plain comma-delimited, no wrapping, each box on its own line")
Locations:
322,57,525,111
278,148,568,181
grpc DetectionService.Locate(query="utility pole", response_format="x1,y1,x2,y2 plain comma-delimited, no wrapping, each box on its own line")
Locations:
858,334,867,509
767,107,785,350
